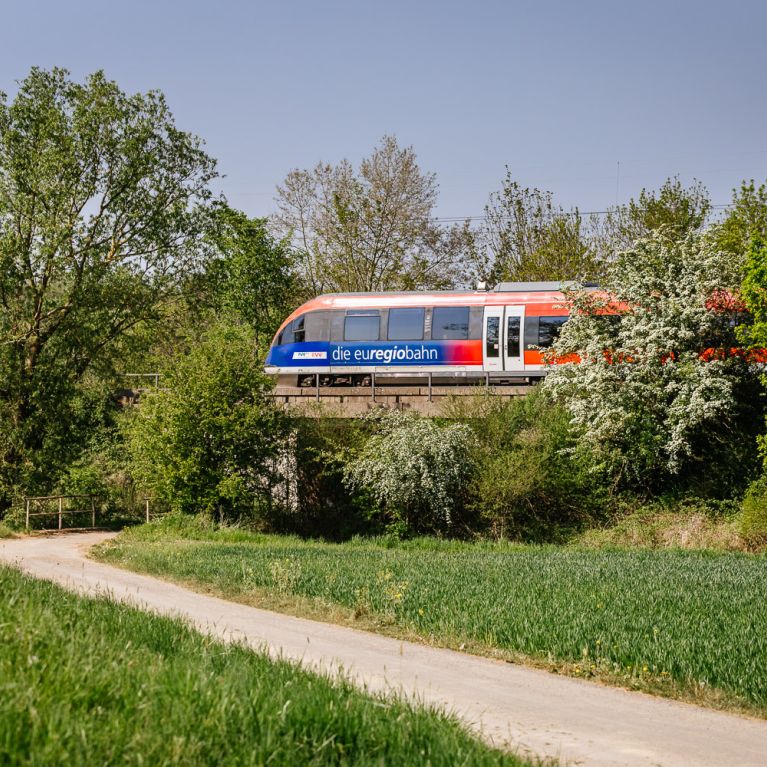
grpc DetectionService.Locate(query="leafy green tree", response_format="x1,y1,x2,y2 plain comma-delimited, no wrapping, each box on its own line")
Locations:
0,67,216,511
203,203,297,346
468,169,603,286
466,389,603,540
738,237,767,348
124,323,288,523
543,230,762,493
593,177,711,258
716,180,767,257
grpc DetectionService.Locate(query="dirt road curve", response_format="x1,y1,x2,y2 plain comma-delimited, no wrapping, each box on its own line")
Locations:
2,533,766,767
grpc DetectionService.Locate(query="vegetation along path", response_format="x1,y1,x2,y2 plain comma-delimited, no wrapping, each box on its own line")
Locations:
2,533,767,767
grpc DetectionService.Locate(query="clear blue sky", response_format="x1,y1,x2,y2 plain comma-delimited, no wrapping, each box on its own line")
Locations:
2,0,765,219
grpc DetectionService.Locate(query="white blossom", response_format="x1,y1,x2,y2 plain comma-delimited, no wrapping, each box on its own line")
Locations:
543,229,751,486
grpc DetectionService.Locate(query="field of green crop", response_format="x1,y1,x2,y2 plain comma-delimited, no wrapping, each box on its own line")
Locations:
0,564,529,766
96,520,767,716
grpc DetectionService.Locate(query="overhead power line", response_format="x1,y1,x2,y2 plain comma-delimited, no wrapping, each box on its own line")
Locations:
430,203,734,224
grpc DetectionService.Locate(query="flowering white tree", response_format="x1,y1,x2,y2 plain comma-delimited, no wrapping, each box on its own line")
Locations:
543,229,759,490
343,410,476,535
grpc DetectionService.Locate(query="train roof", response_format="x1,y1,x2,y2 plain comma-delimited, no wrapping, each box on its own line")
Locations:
274,282,601,336
494,281,598,292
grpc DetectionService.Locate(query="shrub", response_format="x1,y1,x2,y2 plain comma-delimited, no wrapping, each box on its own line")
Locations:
741,479,767,546
343,410,477,537
123,322,289,525
544,229,763,494
467,389,604,540
276,416,375,540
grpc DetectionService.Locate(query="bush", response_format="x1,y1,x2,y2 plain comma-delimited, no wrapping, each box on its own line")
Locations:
544,230,763,494
467,389,604,540
343,410,477,537
741,479,767,545
285,416,375,540
123,322,289,525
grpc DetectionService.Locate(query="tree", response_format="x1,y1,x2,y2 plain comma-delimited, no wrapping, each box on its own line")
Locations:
0,67,217,510
738,237,767,349
543,230,762,493
467,169,603,287
593,177,711,259
715,180,767,257
201,203,297,346
123,323,288,523
273,135,463,293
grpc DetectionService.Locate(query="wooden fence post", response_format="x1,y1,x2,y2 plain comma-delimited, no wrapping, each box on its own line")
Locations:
58,496,63,530
25,498,30,531
91,496,96,528
145,497,150,524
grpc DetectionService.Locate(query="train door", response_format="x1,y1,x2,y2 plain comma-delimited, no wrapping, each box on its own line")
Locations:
504,306,524,373
483,305,526,374
483,307,504,372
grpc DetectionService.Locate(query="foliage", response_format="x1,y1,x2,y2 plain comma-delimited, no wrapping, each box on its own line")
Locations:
123,322,288,524
0,67,216,512
101,528,767,715
0,565,525,767
544,229,762,492
574,497,745,552
737,237,767,348
198,202,297,346
342,410,477,536
467,168,603,285
287,416,376,539
592,177,711,259
715,179,767,256
274,135,465,292
741,479,767,546
52,423,144,522
465,390,605,540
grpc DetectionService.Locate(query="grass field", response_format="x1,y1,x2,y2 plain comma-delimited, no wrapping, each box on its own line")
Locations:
96,519,767,717
0,564,530,766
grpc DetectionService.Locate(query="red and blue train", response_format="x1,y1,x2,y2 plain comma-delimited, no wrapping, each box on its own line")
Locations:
265,281,591,386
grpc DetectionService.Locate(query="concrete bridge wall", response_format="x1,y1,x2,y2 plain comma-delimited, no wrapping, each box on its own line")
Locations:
271,385,530,417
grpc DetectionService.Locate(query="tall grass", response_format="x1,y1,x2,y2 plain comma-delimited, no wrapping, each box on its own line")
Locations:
0,564,529,766
98,520,767,715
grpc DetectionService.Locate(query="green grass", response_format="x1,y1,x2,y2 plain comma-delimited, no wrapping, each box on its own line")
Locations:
96,518,767,717
0,564,531,766
572,504,747,552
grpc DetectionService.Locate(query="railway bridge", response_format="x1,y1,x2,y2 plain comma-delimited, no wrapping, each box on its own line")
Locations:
271,383,530,416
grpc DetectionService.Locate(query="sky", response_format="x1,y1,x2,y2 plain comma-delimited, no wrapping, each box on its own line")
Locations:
1,0,766,220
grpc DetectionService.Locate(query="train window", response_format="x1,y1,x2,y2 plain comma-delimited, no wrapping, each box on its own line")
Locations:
432,307,470,340
304,311,331,342
507,316,520,358
537,316,568,348
293,316,305,343
344,311,380,341
277,317,302,345
486,317,500,358
388,308,425,340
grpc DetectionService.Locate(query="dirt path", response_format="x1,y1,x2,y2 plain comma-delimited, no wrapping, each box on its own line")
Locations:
2,532,766,767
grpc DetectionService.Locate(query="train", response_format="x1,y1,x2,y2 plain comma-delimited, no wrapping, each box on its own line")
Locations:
265,281,597,387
